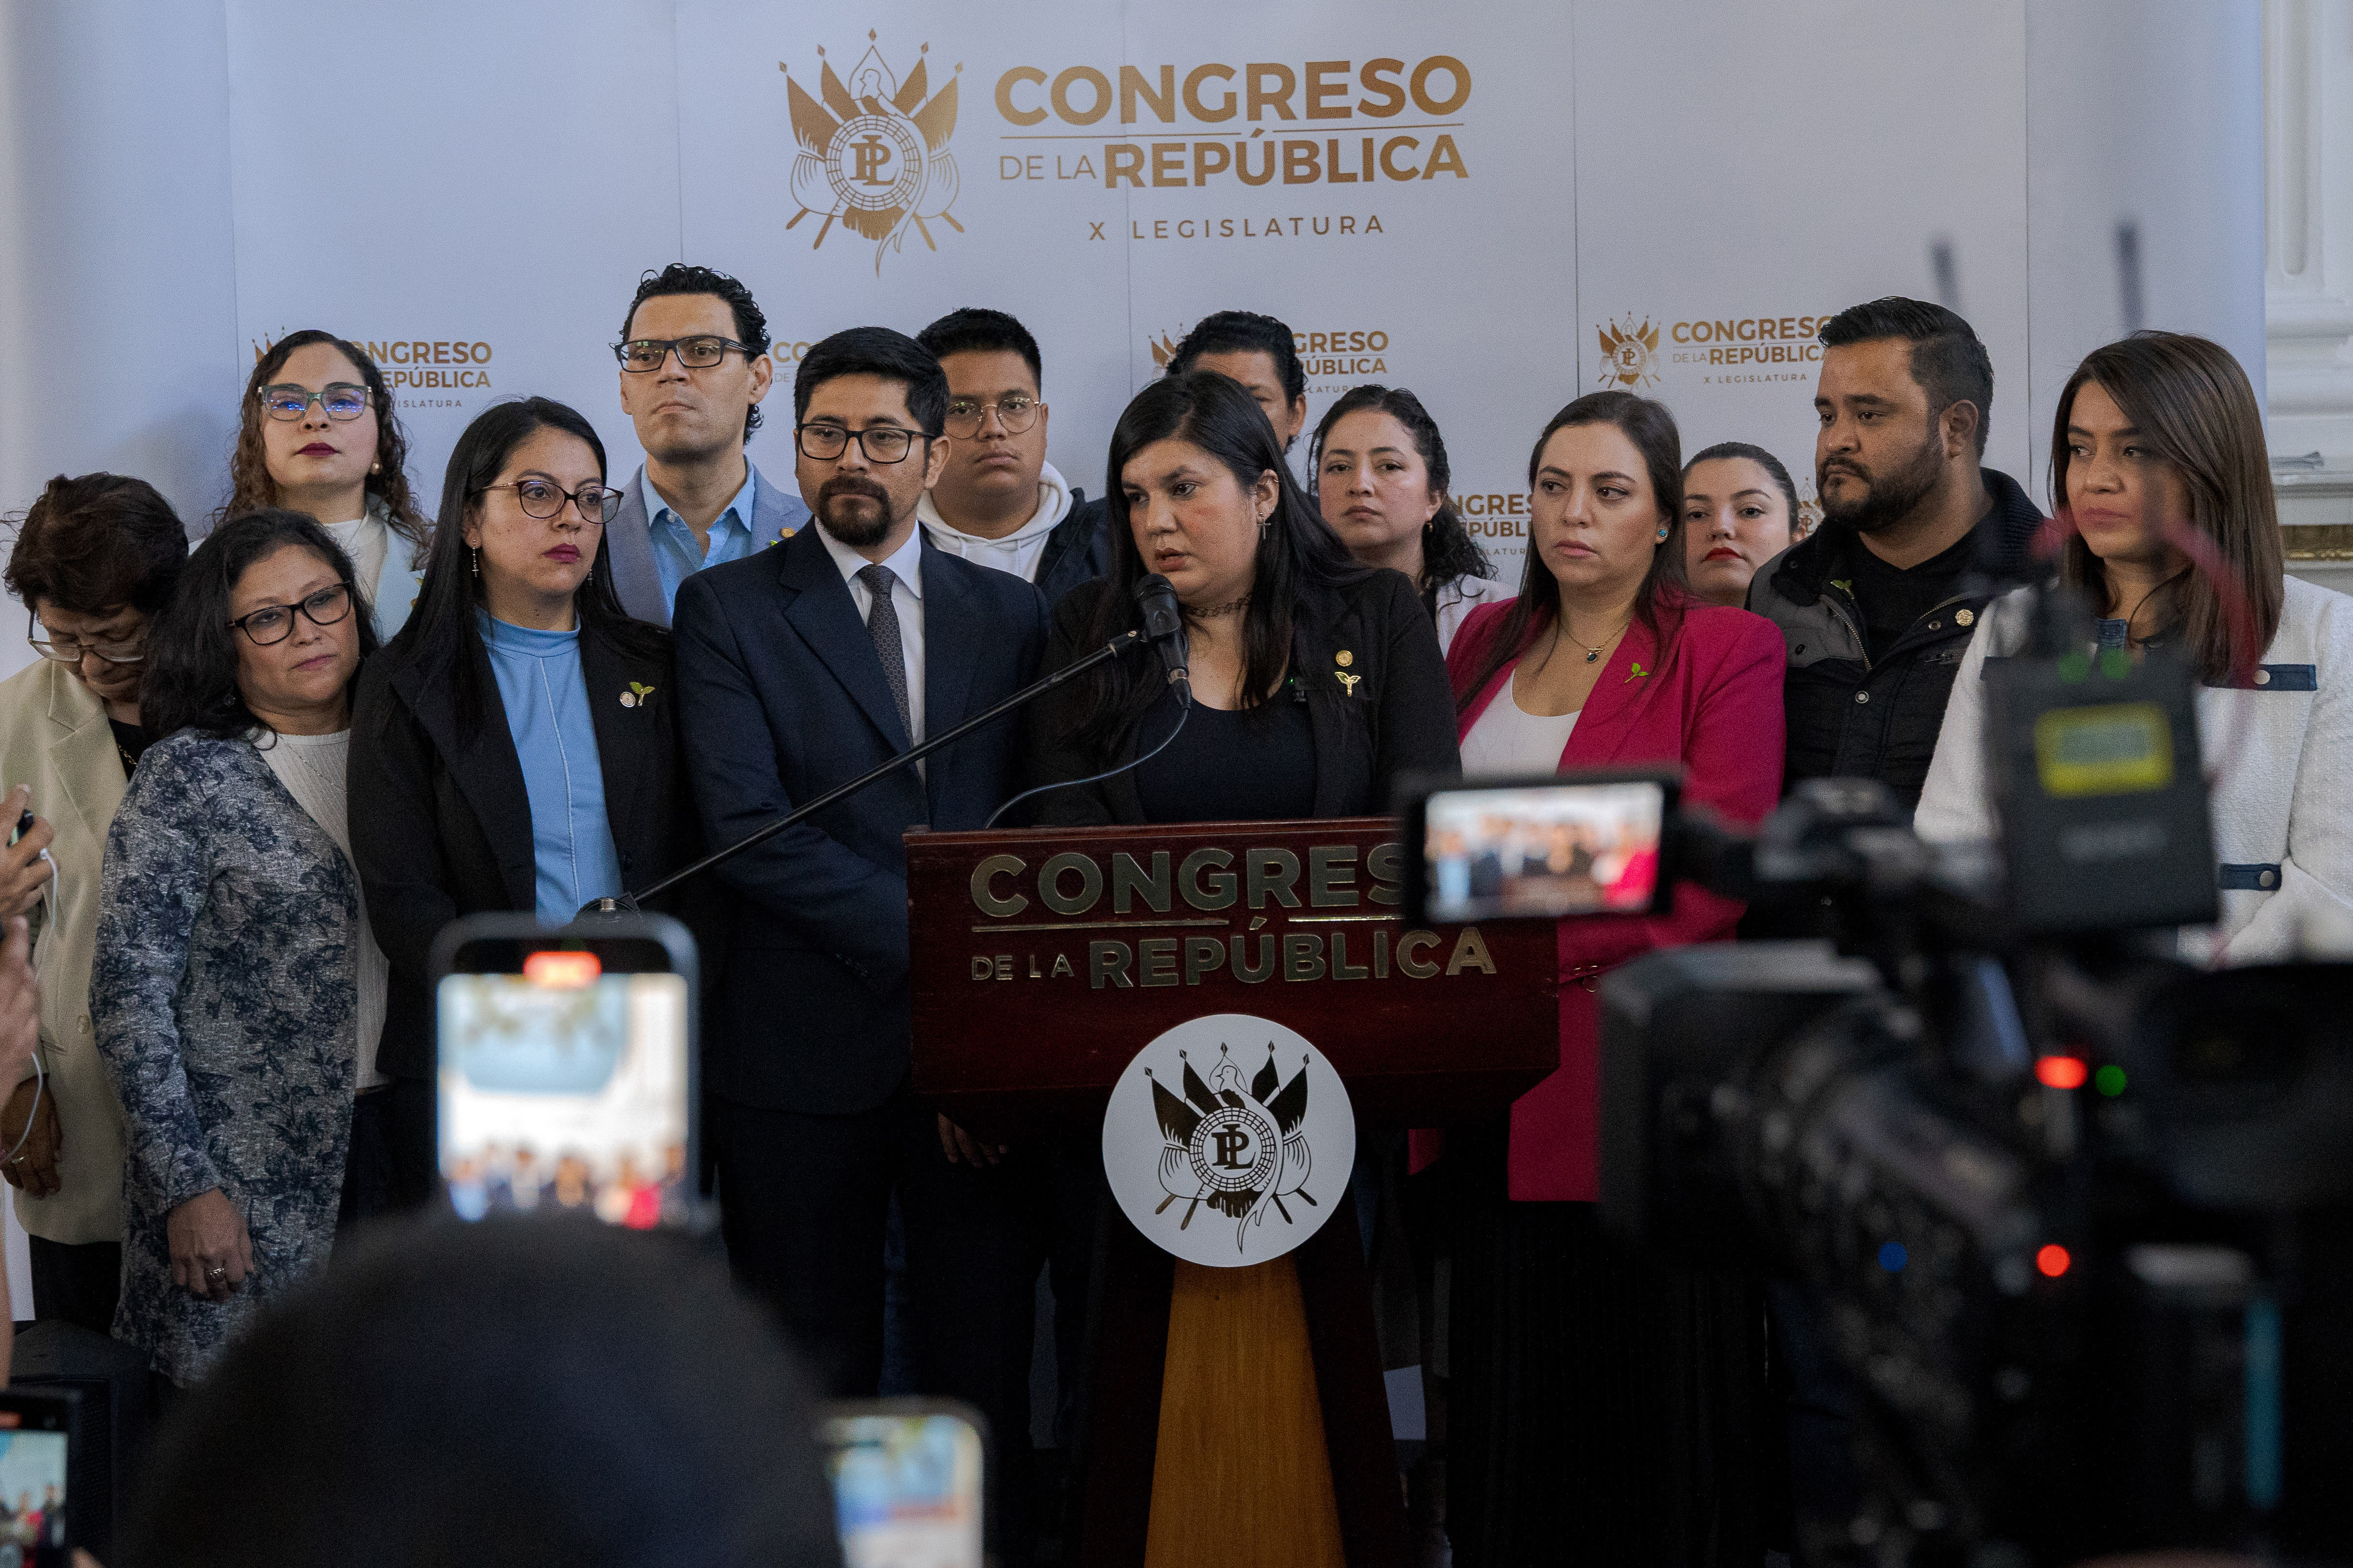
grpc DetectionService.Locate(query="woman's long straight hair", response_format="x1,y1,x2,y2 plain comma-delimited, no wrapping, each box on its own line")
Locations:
1071,371,1373,751
1453,391,1692,712
2051,333,2282,685
392,397,668,738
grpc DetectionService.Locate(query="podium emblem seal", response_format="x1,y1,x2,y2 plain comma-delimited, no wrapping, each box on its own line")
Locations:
1103,1013,1355,1269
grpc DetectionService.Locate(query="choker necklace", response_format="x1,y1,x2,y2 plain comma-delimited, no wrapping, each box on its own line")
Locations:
1558,610,1634,664
1188,594,1250,619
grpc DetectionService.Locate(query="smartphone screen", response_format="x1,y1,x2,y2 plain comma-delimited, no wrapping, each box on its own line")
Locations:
821,1406,985,1568
0,1401,73,1568
436,955,690,1228
1421,778,1672,922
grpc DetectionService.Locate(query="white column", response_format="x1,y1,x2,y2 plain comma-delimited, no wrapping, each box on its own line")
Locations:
2267,0,2353,590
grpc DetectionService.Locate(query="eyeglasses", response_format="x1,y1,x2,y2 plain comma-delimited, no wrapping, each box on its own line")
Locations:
614,337,753,373
26,610,146,665
228,583,354,646
258,383,371,422
795,423,927,465
943,395,1041,439
473,479,623,524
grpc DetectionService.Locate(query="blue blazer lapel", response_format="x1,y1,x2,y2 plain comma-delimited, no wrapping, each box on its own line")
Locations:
919,539,980,816
607,469,670,627
776,526,914,752
749,464,812,548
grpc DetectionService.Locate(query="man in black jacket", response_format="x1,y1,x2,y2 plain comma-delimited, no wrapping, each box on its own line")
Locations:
1747,297,2044,815
915,307,1109,612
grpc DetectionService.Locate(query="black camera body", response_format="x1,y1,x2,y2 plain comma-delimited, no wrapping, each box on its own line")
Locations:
1605,931,2353,1563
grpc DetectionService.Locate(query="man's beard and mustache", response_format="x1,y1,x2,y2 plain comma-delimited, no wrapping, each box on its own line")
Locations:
1817,427,1945,534
819,475,897,546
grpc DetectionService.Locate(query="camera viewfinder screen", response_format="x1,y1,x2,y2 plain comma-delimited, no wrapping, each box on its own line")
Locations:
437,968,688,1228
1424,781,1668,921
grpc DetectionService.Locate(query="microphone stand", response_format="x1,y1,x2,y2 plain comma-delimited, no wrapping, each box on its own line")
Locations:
579,629,1150,917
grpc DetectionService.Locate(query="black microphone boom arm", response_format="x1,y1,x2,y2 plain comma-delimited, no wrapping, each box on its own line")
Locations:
586,629,1147,915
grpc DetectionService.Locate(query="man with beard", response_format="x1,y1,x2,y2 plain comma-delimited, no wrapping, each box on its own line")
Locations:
671,327,1048,1561
1748,296,2043,813
605,263,811,626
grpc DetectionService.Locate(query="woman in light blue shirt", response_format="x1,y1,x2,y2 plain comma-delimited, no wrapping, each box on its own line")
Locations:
348,397,714,1208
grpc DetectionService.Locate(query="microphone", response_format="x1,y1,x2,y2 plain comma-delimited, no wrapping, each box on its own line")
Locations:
1134,572,1189,690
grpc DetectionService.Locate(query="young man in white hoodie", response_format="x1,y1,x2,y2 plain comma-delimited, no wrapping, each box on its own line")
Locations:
914,309,1109,612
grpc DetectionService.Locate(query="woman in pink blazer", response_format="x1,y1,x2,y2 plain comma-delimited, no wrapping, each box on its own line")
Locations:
1437,391,1785,1566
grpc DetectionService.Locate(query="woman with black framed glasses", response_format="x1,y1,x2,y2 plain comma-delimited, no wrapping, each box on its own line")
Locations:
350,397,713,1215
228,330,433,640
91,510,381,1384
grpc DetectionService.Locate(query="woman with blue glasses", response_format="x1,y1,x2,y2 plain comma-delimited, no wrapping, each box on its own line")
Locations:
227,330,432,640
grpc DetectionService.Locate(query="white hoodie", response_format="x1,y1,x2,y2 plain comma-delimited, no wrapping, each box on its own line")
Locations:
918,460,1075,584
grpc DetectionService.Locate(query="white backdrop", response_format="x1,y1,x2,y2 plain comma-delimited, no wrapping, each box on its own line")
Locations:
0,0,2276,1326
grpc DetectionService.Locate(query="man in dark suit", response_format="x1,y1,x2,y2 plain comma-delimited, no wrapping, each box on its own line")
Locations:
672,327,1048,1556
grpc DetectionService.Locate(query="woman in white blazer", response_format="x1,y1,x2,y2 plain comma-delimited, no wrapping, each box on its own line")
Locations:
1917,333,2353,963
0,471,190,1334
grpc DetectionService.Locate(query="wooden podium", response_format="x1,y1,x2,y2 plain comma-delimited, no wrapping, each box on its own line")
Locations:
908,817,1558,1568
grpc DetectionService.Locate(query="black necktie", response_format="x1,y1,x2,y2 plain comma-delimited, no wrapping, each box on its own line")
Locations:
859,563,912,741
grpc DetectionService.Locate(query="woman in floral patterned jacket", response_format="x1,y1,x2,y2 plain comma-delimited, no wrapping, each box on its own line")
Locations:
92,510,379,1384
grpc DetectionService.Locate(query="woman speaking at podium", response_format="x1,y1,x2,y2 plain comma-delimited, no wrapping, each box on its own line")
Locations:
1021,368,1459,1534
1439,390,1785,1565
1025,369,1458,824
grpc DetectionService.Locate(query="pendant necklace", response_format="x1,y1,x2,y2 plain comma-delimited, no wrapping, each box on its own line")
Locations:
1559,609,1634,663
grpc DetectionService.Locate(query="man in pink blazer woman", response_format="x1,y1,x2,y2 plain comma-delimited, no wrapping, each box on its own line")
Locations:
1434,390,1786,1566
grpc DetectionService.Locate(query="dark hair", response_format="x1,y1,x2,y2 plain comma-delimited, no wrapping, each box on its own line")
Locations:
394,397,667,739
117,1216,842,1568
1683,441,1801,526
1167,310,1305,405
2052,333,2283,686
1818,296,1995,457
3,471,190,615
1071,371,1373,749
226,330,431,562
916,307,1042,389
142,508,379,741
1306,384,1492,614
1455,391,1691,714
620,264,773,442
793,326,949,439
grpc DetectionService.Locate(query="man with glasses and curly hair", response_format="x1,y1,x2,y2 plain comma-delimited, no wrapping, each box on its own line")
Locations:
606,263,811,625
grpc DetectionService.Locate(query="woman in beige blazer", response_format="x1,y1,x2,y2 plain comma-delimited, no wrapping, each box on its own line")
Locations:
0,471,189,1334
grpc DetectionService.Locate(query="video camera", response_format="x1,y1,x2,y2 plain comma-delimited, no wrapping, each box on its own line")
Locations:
1406,588,2353,1566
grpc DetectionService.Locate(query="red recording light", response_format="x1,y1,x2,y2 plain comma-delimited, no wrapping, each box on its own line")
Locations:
523,950,601,988
2034,1055,2090,1090
2036,1244,2072,1278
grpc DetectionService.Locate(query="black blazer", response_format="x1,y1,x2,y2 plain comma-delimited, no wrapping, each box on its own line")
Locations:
348,623,711,1081
670,525,1048,1115
1025,567,1461,825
